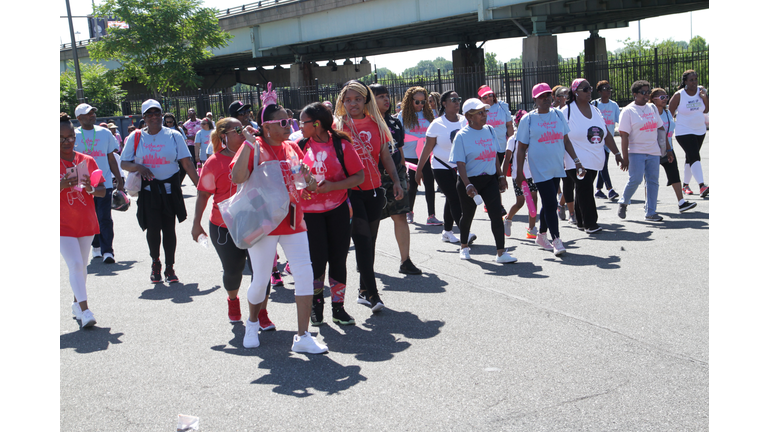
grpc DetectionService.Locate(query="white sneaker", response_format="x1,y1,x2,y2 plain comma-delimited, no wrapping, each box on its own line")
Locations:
495,251,518,264
80,309,96,328
71,302,83,320
441,230,460,243
536,233,554,251
243,319,260,348
292,331,328,354
460,247,471,260
92,247,102,258
503,219,512,237
552,238,566,256
468,233,477,244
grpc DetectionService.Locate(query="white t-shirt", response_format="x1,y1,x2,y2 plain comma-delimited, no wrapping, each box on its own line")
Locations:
425,114,467,170
561,103,608,171
74,125,119,185
673,88,707,136
122,127,191,184
505,135,531,179
486,101,513,153
617,102,664,156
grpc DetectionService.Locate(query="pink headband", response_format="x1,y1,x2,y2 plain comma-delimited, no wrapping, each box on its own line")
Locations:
571,78,587,92
478,86,494,98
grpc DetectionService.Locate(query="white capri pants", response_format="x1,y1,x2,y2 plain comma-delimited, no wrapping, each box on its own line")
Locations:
60,236,94,303
246,231,313,305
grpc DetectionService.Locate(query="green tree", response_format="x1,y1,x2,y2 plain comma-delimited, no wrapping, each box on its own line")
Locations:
88,0,232,99
689,36,708,51
433,57,453,73
485,52,502,72
60,61,127,116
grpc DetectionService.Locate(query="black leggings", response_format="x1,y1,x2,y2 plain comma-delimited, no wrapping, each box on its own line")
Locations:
433,168,462,232
675,134,706,165
304,201,351,284
535,178,561,240
210,221,252,292
565,169,599,229
145,203,177,266
406,158,436,216
348,188,385,297
456,174,505,249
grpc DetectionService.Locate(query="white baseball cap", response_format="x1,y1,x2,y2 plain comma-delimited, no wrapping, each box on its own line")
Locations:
75,103,97,117
462,98,490,113
141,99,162,115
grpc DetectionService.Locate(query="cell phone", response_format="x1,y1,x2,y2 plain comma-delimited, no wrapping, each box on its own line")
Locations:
288,203,297,230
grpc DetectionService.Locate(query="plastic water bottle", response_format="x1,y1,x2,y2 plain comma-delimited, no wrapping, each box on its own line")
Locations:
197,233,209,249
290,155,307,189
577,168,585,180
473,194,483,206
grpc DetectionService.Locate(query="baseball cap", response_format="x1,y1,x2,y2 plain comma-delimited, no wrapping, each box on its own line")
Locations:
75,103,97,117
229,101,252,117
462,98,490,113
532,83,553,99
141,99,162,114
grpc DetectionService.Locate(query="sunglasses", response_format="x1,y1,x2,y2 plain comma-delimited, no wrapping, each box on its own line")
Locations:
480,94,494,99
599,87,613,91
263,118,292,128
578,86,593,93
636,90,651,95
654,95,669,101
226,126,243,135
448,97,462,103
60,136,76,144
413,100,426,105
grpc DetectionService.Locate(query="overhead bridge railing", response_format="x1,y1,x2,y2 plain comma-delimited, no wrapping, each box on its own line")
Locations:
216,0,304,18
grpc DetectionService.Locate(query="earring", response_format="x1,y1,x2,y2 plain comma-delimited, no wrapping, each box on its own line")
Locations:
314,122,319,127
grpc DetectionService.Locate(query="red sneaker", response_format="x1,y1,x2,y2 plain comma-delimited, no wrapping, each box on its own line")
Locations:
258,309,275,331
227,297,241,323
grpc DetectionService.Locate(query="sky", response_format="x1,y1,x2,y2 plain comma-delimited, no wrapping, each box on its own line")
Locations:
59,0,709,74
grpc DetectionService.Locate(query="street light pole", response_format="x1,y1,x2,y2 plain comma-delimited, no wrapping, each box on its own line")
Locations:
65,0,85,103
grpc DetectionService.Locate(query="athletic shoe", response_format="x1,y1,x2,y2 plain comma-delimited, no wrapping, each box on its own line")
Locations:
483,206,488,213
552,238,566,256
92,247,102,259
164,266,179,283
285,263,292,275
426,215,442,225
406,212,414,224
71,302,83,321
594,190,608,199
568,215,577,225
679,201,697,213
243,319,260,348
557,205,566,220
500,205,507,216
357,291,372,307
608,190,620,200
369,293,385,313
332,303,356,325
441,230,460,243
399,258,422,275
80,309,97,328
460,247,471,260
102,253,115,264
504,219,512,237
699,185,709,198
310,298,324,326
227,297,242,323
526,227,538,239
683,185,693,195
645,214,664,222
292,331,328,354
150,260,162,283
536,233,554,251
495,251,518,264
271,271,283,287
258,309,275,331
585,226,602,234
468,233,478,245
617,204,627,219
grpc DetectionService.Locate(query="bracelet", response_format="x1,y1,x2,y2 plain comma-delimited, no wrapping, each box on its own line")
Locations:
465,184,474,190
573,157,581,164
666,149,673,153
613,152,621,156
86,186,95,194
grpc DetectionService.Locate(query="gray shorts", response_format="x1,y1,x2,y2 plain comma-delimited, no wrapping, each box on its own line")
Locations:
379,163,410,219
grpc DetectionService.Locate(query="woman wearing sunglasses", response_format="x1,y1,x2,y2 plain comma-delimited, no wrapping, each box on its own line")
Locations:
651,88,697,213
616,80,666,221
230,87,327,354
398,86,439,226
668,69,709,197
416,90,475,245
592,80,621,201
561,79,625,234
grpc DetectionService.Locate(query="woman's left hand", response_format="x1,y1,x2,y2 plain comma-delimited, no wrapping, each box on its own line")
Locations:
393,182,404,200
498,176,508,193
243,126,257,144
80,174,94,193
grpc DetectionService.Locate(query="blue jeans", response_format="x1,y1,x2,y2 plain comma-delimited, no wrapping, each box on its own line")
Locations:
91,188,114,254
619,154,660,217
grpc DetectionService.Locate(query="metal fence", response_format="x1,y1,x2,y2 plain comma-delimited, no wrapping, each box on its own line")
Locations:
68,48,707,124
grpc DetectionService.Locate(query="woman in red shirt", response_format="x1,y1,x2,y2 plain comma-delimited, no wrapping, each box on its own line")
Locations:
191,117,275,330
60,113,106,328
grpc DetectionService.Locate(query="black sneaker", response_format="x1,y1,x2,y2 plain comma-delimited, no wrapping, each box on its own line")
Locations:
500,205,507,216
150,260,162,284
645,214,664,222
679,201,697,213
331,303,356,325
357,291,372,307
399,258,422,275
585,226,602,234
164,266,180,283
369,293,385,313
310,297,324,326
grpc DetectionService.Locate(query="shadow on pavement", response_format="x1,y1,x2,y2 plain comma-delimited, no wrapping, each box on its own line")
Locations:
138,282,219,304
87,260,137,276
378,271,448,294
60,326,124,354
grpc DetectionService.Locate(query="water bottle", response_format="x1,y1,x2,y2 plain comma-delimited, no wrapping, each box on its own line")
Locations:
473,194,483,206
577,168,585,180
197,233,209,249
290,155,307,189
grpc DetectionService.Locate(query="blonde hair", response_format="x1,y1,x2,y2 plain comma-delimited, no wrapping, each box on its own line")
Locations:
334,81,394,147
400,86,435,130
210,117,238,154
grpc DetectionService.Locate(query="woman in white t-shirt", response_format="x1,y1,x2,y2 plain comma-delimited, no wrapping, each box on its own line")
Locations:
561,79,625,233
616,80,666,221
668,69,709,197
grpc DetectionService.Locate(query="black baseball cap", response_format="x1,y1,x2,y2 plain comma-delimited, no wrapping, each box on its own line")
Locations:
229,101,252,117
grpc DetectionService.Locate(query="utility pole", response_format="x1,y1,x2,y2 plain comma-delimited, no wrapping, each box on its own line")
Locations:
65,0,86,103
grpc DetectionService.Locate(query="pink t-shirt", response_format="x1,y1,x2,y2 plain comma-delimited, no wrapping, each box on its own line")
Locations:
300,133,364,213
337,116,383,191
60,152,104,238
617,102,663,155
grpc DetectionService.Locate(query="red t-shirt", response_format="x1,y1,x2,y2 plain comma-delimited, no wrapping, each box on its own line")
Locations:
60,152,103,238
196,151,236,228
230,137,307,235
301,133,364,213
338,116,383,190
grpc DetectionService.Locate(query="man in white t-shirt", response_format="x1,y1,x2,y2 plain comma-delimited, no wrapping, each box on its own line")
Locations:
74,103,124,264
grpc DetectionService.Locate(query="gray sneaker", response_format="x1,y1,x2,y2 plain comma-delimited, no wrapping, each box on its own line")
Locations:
645,214,664,222
617,204,627,219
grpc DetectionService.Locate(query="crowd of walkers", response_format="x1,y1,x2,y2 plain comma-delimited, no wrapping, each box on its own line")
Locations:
60,70,709,352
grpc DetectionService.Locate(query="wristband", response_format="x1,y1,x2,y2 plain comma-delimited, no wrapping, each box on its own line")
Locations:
613,152,621,156
573,157,581,164
465,184,474,190
666,149,673,153
245,139,255,150
498,175,505,179
86,186,95,194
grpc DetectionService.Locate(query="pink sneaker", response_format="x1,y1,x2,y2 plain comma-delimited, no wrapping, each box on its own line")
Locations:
536,233,554,251
227,297,241,322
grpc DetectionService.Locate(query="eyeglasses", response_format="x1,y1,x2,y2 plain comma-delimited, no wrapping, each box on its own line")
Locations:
302,120,317,125
599,87,613,91
263,118,292,128
480,94,494,99
654,95,669,101
448,97,462,103
413,100,426,105
226,126,243,135
636,90,651,95
60,136,76,144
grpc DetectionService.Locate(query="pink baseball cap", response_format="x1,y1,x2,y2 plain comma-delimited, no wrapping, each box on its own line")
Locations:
532,83,552,99
477,85,494,98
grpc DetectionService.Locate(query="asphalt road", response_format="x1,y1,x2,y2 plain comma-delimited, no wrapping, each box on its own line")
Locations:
60,137,709,431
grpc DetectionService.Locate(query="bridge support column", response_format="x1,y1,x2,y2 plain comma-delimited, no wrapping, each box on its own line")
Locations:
584,30,608,97
452,45,484,102
521,34,559,107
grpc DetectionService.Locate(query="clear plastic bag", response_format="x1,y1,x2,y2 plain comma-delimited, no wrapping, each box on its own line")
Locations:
219,160,290,249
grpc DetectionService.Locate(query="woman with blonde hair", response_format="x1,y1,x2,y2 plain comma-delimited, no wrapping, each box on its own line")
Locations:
398,86,440,225
334,80,404,313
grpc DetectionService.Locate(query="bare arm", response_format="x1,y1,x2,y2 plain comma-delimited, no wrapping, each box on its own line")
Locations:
380,141,404,200
179,157,199,187
191,191,211,241
108,151,124,191
415,136,438,186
